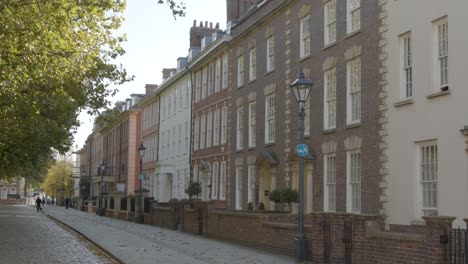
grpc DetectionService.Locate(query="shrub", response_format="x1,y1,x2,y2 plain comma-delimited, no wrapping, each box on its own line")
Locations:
185,182,202,200
247,202,254,210
258,202,265,210
269,189,281,203
280,188,298,204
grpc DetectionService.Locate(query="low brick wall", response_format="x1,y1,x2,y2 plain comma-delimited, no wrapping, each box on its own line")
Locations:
0,199,25,205
151,207,176,229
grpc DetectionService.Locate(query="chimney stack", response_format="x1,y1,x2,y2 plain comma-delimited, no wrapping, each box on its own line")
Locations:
145,84,158,95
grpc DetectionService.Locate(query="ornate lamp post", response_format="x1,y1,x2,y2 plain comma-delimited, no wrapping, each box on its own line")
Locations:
290,69,313,261
97,161,106,215
137,142,146,223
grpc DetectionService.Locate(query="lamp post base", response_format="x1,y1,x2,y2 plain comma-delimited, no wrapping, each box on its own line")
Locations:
96,208,106,216
136,210,144,224
295,237,309,261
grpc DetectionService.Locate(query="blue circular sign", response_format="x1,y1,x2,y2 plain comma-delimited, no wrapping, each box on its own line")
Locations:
296,144,309,157
139,174,144,180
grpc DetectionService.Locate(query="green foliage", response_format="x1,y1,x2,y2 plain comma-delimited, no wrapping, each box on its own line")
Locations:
268,189,281,203
157,0,186,18
258,202,265,210
185,182,202,199
280,188,299,204
94,103,122,129
247,202,253,210
0,0,132,180
43,160,73,198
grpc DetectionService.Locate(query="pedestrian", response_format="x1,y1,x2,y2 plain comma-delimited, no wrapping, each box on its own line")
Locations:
35,197,42,212
65,198,70,210
42,197,45,207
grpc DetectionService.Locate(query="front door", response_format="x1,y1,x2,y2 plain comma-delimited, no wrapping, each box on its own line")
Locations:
1,187,7,199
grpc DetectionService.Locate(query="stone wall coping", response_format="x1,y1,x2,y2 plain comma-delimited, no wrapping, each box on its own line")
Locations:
366,220,425,242
154,207,172,211
422,216,456,223
209,210,286,219
464,218,468,225
308,212,382,220
263,221,313,230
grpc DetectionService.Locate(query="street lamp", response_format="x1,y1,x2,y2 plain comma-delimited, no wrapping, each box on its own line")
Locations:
290,69,313,261
97,161,106,216
137,142,146,223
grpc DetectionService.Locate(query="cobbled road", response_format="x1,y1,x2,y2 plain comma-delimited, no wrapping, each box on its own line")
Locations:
0,204,111,264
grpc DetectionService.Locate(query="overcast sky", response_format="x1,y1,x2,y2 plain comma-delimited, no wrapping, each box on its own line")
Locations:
73,0,227,150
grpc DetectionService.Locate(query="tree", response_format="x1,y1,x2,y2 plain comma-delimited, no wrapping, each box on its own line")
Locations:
185,182,202,200
0,0,131,180
157,0,186,18
43,160,73,198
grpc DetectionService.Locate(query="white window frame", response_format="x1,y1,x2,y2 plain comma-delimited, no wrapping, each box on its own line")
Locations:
265,94,276,144
347,58,361,124
194,165,199,183
237,106,244,150
400,32,413,98
248,166,255,204
200,114,206,149
324,0,337,45
222,54,228,89
324,154,336,212
221,106,227,144
213,109,220,146
194,117,199,150
347,0,361,34
206,111,212,148
433,17,448,91
185,121,189,154
324,68,337,130
304,98,310,136
237,55,244,87
220,161,226,200
215,58,221,92
346,150,361,213
208,63,214,96
186,80,190,106
300,15,311,58
416,141,438,218
202,67,207,99
248,102,256,147
266,36,275,72
195,72,201,103
236,166,243,210
212,162,219,200
249,47,256,81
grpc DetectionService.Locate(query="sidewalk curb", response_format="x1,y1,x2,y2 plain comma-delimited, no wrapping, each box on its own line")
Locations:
44,211,126,264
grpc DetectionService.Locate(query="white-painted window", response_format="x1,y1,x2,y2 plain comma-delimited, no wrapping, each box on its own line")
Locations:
347,58,361,124
194,165,199,183
185,121,189,153
206,111,212,148
195,72,201,103
221,106,227,144
222,54,229,89
212,162,219,200
179,85,183,110
236,166,243,210
202,67,207,99
168,92,172,116
347,0,360,33
237,106,244,150
200,114,206,149
178,124,182,154
300,15,311,58
249,48,256,81
265,94,275,144
324,0,336,45
172,127,176,157
418,141,438,217
248,102,256,147
194,117,199,150
400,33,413,98
324,155,336,212
434,18,448,90
248,165,255,204
267,36,275,72
208,63,214,96
161,131,166,159
347,150,361,213
220,161,226,200
186,80,190,106
304,98,310,136
213,109,220,146
215,58,221,92
237,55,244,87
324,68,337,129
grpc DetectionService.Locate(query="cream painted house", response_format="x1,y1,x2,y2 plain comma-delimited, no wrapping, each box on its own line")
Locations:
386,0,468,227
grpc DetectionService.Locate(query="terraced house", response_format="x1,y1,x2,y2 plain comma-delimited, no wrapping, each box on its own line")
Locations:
188,21,231,208
229,0,383,215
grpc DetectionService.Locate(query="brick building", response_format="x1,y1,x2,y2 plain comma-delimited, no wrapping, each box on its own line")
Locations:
188,21,231,208
229,0,383,214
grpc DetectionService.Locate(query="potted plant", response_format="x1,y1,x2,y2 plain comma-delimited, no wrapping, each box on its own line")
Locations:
185,182,202,201
280,188,299,212
258,202,265,210
247,202,254,210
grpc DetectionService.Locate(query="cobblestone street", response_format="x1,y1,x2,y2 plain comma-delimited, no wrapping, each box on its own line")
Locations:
0,205,110,264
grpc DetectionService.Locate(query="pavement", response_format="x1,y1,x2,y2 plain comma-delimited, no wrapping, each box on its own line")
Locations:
0,204,106,264
41,205,297,264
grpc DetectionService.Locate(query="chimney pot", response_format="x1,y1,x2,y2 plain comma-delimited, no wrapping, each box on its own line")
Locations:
193,20,196,26
199,21,203,27
210,22,213,28
205,21,208,27
216,22,219,29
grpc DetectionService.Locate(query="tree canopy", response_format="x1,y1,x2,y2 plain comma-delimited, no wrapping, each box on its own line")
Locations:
43,160,73,198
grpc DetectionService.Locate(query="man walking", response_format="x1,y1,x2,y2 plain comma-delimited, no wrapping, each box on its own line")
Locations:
35,197,42,212
65,198,70,210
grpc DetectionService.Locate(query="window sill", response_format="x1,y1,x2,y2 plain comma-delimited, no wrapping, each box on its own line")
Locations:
237,85,244,89
323,42,337,51
236,149,244,153
248,146,256,151
410,219,426,226
304,133,310,138
265,70,275,76
323,128,336,134
393,98,414,107
345,29,361,39
426,89,451,99
345,122,361,129
299,54,311,62
248,79,256,84
264,142,275,148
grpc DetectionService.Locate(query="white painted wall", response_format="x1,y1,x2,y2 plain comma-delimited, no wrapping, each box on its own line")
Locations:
387,0,468,227
156,72,191,202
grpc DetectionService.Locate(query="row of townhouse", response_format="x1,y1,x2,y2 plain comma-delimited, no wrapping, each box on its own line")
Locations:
77,0,468,230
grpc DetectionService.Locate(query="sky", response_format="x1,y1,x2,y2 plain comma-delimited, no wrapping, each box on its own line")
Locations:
73,0,227,150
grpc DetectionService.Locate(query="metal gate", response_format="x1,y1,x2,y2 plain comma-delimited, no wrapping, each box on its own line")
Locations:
343,220,353,264
442,228,468,264
322,218,332,264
